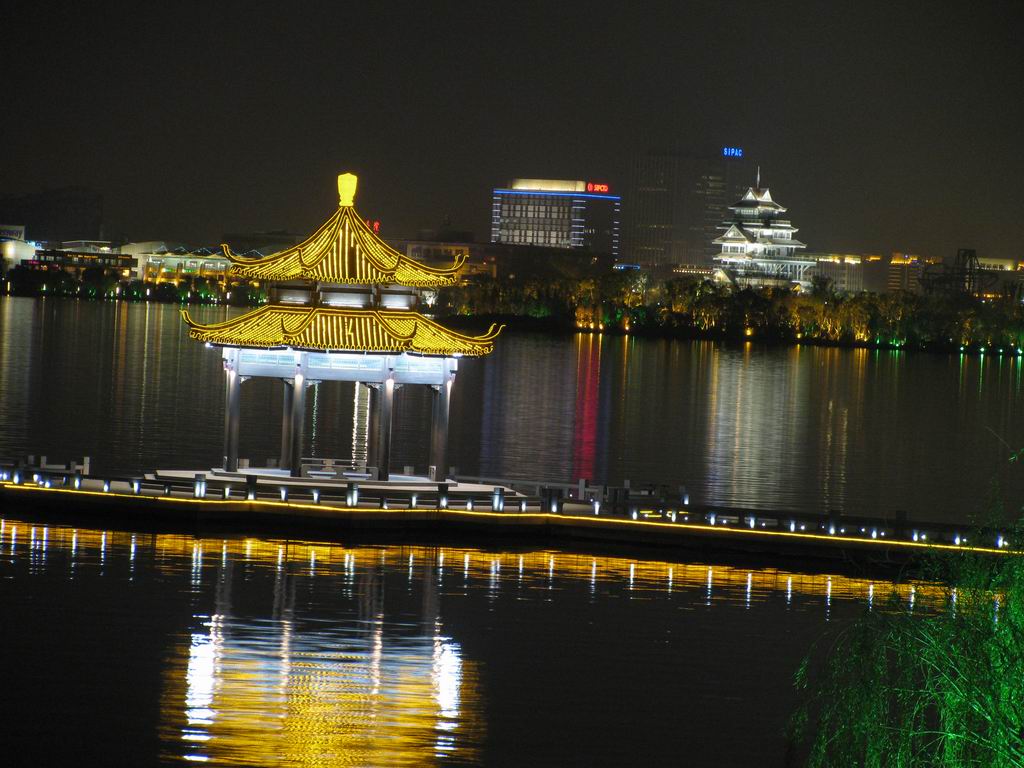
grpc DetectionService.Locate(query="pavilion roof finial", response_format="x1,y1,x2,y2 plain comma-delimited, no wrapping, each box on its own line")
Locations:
221,173,466,286
338,173,358,207
756,166,761,189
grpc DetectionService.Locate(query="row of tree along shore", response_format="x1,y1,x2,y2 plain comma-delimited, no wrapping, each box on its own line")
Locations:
6,261,1024,355
438,272,1024,355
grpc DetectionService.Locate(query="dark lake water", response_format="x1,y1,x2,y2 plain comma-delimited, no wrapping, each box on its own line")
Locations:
1,296,1022,522
0,296,993,765
0,510,925,767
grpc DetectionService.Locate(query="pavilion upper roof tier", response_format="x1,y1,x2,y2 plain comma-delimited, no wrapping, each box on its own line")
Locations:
182,305,501,357
222,173,465,287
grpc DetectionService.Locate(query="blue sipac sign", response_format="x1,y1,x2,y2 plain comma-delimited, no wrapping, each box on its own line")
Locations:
722,147,744,157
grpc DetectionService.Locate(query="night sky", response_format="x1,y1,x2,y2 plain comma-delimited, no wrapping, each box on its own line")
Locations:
5,1,1023,258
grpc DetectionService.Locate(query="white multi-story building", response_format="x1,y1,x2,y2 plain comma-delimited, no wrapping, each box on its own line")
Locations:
712,178,812,289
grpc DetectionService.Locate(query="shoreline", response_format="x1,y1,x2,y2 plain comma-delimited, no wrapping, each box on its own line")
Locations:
439,312,1019,357
0,293,1017,357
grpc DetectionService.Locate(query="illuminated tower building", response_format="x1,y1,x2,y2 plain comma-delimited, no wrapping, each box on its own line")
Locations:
712,175,812,289
183,173,501,480
625,146,753,268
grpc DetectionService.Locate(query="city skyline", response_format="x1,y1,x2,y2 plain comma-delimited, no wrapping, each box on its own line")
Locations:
3,2,1023,259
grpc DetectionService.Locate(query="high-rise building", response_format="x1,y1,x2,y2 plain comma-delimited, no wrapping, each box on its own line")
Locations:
624,147,753,267
807,254,865,293
888,252,944,294
712,179,812,289
490,179,620,257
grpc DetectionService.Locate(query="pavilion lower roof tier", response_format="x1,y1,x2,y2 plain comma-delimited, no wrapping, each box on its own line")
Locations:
223,204,464,287
182,305,501,357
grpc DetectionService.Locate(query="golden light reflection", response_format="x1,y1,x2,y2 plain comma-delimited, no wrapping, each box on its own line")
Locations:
1,515,949,766
159,613,480,766
0,515,946,607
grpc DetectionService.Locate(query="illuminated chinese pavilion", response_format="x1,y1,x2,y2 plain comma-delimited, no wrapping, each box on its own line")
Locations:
712,173,812,289
183,173,501,480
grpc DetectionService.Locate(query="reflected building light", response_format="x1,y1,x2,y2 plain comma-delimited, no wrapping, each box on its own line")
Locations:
100,532,107,564
183,614,224,761
746,572,752,609
432,634,464,755
408,553,414,582
868,583,874,610
628,562,635,591
9,525,15,552
786,576,793,606
370,619,383,697
826,577,832,620
278,617,292,696
667,567,673,594
909,585,916,612
222,541,228,568
463,553,469,580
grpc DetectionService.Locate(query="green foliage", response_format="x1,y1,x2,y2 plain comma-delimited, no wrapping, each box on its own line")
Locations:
793,540,1024,767
440,274,1024,350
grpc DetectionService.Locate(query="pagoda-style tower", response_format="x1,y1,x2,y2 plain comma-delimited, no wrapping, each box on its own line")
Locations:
183,173,501,480
712,176,812,289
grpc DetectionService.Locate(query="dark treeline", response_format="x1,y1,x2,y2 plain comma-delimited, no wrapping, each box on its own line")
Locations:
2,264,265,306
439,270,1024,353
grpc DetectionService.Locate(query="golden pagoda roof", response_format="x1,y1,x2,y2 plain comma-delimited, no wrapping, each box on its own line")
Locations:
182,305,501,356
222,174,465,287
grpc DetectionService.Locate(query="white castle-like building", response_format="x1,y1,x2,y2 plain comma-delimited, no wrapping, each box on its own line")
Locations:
712,173,813,289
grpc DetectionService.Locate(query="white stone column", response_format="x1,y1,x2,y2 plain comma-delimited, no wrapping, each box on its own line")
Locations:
429,372,454,481
223,351,241,472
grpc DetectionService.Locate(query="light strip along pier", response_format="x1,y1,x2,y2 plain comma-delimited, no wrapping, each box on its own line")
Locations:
0,457,1015,562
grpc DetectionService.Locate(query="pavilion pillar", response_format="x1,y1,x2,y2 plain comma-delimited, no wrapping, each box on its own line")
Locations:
364,383,379,473
429,374,453,481
223,359,241,472
374,376,395,481
279,380,294,471
289,374,306,478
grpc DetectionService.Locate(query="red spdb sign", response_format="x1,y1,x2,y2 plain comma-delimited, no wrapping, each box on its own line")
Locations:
586,182,610,193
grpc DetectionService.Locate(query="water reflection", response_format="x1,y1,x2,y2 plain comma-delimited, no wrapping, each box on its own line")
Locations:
3,297,1024,521
167,613,478,765
0,513,947,766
